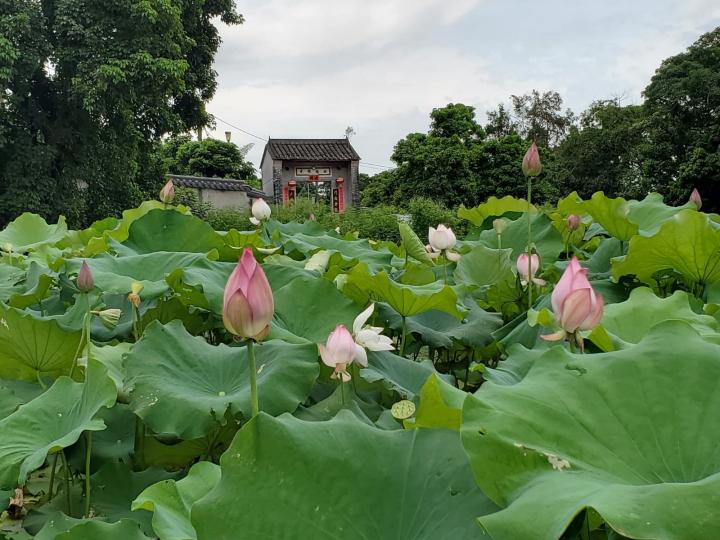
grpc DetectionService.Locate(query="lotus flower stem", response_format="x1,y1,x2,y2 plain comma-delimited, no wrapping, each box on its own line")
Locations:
527,176,533,307
399,316,408,357
340,378,346,405
36,370,46,390
61,450,71,514
247,340,259,417
84,431,92,517
47,453,59,501
69,310,89,379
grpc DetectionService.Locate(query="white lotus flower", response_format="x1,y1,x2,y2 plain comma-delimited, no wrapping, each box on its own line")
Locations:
428,224,456,251
352,303,394,367
252,198,272,221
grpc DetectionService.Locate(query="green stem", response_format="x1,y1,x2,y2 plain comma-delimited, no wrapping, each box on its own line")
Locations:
47,453,59,501
84,432,92,517
69,317,86,380
133,416,145,470
36,370,47,390
497,234,502,250
247,340,259,417
340,379,346,405
399,316,408,357
527,176,533,307
443,257,448,284
61,450,71,515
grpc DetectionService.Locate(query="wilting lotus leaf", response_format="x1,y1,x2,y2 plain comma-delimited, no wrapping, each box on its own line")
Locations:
0,213,68,253
125,321,319,439
132,461,221,540
602,287,719,344
613,209,720,287
192,412,497,540
0,303,83,381
461,321,720,540
0,361,116,489
458,196,531,226
558,191,638,241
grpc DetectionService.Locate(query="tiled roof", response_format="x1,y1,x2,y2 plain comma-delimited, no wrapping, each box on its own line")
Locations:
263,138,360,164
168,175,268,198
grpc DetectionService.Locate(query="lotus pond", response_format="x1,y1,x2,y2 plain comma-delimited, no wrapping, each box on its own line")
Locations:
0,190,719,539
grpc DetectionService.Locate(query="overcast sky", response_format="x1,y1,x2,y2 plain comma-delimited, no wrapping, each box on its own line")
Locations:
207,0,720,174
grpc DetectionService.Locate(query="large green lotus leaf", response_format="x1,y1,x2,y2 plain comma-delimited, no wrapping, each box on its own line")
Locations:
398,222,433,265
558,191,638,241
627,192,694,236
271,273,359,343
192,412,497,540
0,379,43,420
7,262,54,310
454,245,518,308
461,321,720,540
473,212,564,265
125,321,319,439
480,344,547,386
581,238,622,276
91,462,177,534
404,373,465,430
0,213,68,253
0,361,116,488
294,383,384,425
360,350,452,399
69,252,211,301
347,266,464,319
613,209,720,286
277,232,394,272
132,461,221,540
0,303,82,381
602,287,719,344
0,265,25,303
35,515,149,540
117,210,233,259
458,196,531,226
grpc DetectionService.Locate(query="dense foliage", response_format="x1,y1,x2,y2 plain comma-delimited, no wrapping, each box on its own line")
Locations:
160,135,258,182
364,26,720,212
0,184,718,538
0,0,241,226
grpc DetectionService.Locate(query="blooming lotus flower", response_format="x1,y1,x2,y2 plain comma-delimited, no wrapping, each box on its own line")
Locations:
318,324,357,382
689,188,702,210
159,180,174,204
351,303,394,367
566,214,581,231
77,261,94,292
516,253,546,287
522,142,542,177
249,198,271,225
543,257,604,344
223,248,274,341
428,224,456,251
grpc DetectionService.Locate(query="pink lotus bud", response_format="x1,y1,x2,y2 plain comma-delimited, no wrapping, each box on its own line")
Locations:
516,252,545,286
522,142,542,177
545,257,603,338
566,214,581,231
222,248,274,341
428,224,456,251
77,261,94,292
689,188,702,210
318,324,356,382
159,180,175,204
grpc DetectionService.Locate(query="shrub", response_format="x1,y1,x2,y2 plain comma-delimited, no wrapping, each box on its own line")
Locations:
407,197,465,242
337,205,402,243
206,207,251,231
175,187,213,219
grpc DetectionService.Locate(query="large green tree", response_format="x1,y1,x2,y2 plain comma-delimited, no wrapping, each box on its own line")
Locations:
162,136,257,181
641,27,720,209
0,0,241,226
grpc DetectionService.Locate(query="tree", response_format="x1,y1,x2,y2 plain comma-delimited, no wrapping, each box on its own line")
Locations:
164,137,257,181
641,27,720,210
509,90,575,148
550,100,647,199
0,0,241,226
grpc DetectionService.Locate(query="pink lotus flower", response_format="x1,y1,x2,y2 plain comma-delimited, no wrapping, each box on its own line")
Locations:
543,257,604,343
77,261,94,292
689,188,702,210
318,324,357,382
566,214,581,231
516,253,546,287
223,248,274,341
522,142,542,177
159,180,175,204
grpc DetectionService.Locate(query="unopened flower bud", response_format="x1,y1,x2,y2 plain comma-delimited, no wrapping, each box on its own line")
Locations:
77,261,94,292
566,214,581,231
522,142,542,177
159,180,175,204
689,188,702,210
2,243,13,253
493,218,507,235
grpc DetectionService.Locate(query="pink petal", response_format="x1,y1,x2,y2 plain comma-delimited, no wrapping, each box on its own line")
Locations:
560,289,593,333
552,257,583,315
579,293,604,330
541,330,567,341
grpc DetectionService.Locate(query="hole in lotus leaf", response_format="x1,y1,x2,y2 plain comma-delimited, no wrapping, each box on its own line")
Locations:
391,399,416,420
